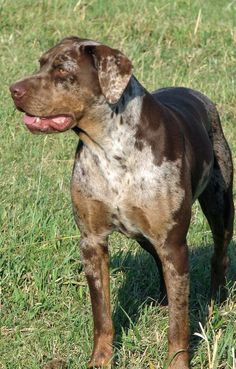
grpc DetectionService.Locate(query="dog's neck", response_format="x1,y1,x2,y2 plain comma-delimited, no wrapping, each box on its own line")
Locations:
76,76,163,160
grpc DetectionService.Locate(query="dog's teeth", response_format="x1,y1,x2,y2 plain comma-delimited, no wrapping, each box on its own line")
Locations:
36,117,40,123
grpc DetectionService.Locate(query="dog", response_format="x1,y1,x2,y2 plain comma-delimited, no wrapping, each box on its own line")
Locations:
10,36,234,369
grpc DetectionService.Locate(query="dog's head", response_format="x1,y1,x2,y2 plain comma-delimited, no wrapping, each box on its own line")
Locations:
9,37,133,133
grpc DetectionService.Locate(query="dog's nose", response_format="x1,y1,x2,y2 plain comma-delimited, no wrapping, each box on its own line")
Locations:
9,82,27,99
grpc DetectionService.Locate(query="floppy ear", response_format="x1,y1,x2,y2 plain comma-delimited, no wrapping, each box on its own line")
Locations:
81,44,133,104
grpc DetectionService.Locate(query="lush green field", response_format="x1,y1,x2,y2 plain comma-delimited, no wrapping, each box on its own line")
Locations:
0,0,235,368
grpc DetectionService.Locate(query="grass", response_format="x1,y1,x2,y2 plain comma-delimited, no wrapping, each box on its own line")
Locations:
0,0,235,368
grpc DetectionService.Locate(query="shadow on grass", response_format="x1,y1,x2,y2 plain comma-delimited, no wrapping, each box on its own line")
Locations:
110,240,236,364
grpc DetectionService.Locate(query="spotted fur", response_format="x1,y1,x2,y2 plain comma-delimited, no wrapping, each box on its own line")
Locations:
10,37,234,369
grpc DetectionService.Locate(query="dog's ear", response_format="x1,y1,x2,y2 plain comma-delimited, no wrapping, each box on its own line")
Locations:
81,44,133,104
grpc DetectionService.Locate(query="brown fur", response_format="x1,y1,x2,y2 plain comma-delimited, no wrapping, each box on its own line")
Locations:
10,37,234,369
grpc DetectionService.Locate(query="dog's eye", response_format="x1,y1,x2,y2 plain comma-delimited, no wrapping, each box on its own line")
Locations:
54,65,69,77
57,67,68,76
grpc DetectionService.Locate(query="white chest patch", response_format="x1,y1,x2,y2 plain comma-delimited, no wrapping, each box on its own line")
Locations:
72,77,185,244
73,143,185,243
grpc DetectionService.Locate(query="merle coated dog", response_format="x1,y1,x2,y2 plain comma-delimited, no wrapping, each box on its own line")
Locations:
10,37,234,369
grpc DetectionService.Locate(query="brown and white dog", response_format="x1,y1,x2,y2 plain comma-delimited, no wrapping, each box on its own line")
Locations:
10,37,234,369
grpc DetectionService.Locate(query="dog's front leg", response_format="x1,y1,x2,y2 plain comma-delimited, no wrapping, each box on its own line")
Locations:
162,242,189,369
80,235,114,368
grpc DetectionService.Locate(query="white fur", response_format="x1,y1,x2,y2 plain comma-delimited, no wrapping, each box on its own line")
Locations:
73,77,185,243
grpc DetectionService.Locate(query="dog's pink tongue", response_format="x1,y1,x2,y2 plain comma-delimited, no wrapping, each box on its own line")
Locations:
51,116,69,123
23,114,72,133
23,114,69,124
23,115,37,125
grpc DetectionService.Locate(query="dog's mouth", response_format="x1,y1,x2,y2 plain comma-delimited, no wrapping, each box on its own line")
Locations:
23,113,74,134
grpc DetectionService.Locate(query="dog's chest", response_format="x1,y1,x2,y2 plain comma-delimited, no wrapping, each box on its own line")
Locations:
72,144,185,239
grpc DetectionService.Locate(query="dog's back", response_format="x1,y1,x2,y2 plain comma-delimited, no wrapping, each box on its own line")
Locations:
153,87,233,197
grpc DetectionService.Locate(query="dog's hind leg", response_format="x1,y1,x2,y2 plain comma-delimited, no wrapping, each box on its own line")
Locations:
199,170,234,301
199,113,234,301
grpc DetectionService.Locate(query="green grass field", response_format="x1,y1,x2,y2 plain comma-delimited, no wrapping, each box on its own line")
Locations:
0,0,235,368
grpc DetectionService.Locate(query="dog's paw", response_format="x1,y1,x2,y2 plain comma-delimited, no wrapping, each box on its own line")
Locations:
88,352,112,368
42,359,67,369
